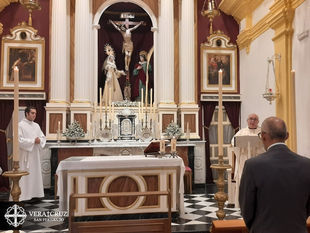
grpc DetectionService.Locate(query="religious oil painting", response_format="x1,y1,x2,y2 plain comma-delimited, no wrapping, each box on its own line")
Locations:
201,34,238,93
0,24,45,90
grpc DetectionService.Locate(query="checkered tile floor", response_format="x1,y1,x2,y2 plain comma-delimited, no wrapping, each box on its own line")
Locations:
1,188,242,233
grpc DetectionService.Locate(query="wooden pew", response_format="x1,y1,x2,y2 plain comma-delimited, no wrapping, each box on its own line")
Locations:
69,191,171,233
211,217,310,233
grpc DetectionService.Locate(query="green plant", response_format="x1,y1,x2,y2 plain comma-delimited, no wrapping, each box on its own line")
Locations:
63,121,85,138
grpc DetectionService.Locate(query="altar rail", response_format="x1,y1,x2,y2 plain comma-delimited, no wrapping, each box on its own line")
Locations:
69,191,171,233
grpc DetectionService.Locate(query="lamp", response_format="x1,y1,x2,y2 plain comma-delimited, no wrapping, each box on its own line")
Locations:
201,0,220,34
263,54,281,104
19,0,41,26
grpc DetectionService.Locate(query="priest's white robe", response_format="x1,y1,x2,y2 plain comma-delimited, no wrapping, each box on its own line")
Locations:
230,127,263,207
15,118,46,201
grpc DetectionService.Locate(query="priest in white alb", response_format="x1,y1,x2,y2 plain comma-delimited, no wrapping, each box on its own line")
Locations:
231,113,261,146
16,106,46,201
230,113,264,207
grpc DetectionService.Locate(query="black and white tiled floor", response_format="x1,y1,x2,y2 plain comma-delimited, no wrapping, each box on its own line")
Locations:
1,185,242,233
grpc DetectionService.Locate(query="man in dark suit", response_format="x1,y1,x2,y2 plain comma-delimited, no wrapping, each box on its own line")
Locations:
239,116,310,233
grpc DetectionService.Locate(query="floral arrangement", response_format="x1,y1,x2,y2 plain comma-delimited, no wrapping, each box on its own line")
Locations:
63,121,85,139
164,122,183,139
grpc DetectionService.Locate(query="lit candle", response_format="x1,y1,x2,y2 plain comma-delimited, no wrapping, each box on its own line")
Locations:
171,137,177,153
13,66,19,162
218,69,223,160
160,139,165,153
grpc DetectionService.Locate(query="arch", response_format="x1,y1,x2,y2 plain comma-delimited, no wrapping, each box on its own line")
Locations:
94,0,157,28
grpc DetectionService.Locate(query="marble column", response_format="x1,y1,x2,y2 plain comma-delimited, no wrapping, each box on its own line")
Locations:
70,0,93,138
73,0,92,103
157,0,177,135
45,0,70,139
179,0,200,139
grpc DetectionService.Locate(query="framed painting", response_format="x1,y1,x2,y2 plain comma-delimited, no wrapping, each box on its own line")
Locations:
0,24,45,90
201,33,238,93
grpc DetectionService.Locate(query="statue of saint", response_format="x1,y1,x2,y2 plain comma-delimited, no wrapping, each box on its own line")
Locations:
102,44,125,103
109,19,143,71
132,50,152,101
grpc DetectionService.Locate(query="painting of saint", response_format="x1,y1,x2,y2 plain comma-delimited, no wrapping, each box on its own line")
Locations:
207,53,231,85
9,48,36,82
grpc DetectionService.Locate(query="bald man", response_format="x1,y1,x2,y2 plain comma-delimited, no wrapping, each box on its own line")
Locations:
231,113,260,146
239,117,310,233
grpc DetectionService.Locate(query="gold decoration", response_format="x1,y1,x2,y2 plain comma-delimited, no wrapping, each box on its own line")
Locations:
139,50,147,57
201,0,220,34
0,22,3,35
2,162,29,202
19,0,41,26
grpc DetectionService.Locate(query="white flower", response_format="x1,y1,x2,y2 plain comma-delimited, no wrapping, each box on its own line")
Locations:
63,121,85,138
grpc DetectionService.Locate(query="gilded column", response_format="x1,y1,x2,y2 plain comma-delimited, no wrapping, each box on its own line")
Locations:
179,0,199,139
268,0,296,151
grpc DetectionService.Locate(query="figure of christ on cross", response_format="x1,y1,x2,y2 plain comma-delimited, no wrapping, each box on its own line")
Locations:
109,18,143,72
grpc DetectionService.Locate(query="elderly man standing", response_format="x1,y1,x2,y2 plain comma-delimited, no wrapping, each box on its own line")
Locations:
239,117,310,233
231,113,260,146
16,106,46,202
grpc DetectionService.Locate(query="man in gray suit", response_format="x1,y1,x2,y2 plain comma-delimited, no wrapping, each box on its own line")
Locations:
239,116,310,233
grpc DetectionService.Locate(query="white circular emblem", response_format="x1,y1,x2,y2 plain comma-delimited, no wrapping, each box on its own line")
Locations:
4,204,27,227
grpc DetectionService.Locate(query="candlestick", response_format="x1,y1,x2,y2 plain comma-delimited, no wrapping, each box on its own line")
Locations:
112,103,115,122
218,69,223,163
13,66,19,163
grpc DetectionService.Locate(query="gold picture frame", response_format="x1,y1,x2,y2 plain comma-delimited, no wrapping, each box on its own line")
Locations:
201,33,238,93
0,23,45,90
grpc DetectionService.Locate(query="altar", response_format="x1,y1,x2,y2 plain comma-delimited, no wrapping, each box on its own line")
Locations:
56,155,185,216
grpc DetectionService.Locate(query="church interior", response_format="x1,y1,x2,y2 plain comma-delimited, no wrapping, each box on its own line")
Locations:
0,0,310,232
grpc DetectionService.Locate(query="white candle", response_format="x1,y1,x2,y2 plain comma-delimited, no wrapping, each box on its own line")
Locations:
150,88,153,114
141,88,144,115
160,139,165,153
112,103,115,121
145,88,148,112
218,69,223,157
89,122,92,140
105,81,108,113
171,137,177,152
99,88,102,120
186,122,189,133
58,121,60,132
13,66,19,162
138,102,141,120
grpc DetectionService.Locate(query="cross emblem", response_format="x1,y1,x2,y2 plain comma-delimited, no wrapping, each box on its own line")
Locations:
4,204,27,227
